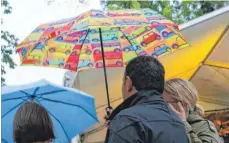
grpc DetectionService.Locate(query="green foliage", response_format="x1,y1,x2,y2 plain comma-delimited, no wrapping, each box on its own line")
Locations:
1,0,18,84
1,0,12,14
103,0,229,24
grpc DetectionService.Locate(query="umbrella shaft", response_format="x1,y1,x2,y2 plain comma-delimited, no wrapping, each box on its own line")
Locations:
99,28,111,108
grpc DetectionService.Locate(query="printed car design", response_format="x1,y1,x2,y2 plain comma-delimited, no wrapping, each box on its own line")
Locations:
131,25,156,38
78,58,93,68
49,17,76,26
94,52,123,68
55,30,87,44
91,33,119,42
65,53,79,70
107,12,141,17
32,43,46,51
48,44,73,55
141,32,161,47
90,27,118,34
81,45,92,55
71,45,92,55
56,35,79,44
43,57,65,67
91,12,106,18
42,21,74,37
91,43,121,54
114,19,148,25
70,20,89,32
165,35,188,49
151,44,171,58
123,45,141,52
16,47,28,56
23,56,41,65
70,45,82,55
122,26,140,35
17,40,37,48
155,25,175,39
79,38,90,44
32,28,46,33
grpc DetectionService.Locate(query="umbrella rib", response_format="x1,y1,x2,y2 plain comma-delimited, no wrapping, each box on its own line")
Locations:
35,99,71,142
33,87,40,95
20,42,40,66
2,100,26,119
118,28,138,54
39,97,98,122
189,23,229,81
20,90,32,97
2,96,28,102
76,29,90,71
36,89,67,97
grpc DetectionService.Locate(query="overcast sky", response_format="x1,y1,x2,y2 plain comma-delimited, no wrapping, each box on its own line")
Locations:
3,0,102,85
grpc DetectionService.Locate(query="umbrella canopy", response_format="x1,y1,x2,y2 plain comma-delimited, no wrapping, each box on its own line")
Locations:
1,80,98,143
16,9,189,71
16,8,190,109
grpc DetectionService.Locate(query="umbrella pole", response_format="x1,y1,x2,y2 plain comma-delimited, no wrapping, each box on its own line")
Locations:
99,28,112,113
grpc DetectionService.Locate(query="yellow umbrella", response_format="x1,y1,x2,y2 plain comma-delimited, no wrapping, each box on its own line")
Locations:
67,6,229,142
163,5,229,110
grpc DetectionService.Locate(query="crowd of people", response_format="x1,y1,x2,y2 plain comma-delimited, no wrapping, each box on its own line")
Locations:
13,56,224,143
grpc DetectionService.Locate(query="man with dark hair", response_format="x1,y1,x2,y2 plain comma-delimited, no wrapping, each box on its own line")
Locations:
105,56,188,143
13,101,55,143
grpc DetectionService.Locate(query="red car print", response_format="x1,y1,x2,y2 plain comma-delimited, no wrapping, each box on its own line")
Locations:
71,45,82,55
141,32,161,47
56,35,79,43
65,53,79,70
23,56,40,65
94,52,123,68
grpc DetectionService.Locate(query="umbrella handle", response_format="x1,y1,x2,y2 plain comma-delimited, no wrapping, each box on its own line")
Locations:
106,106,113,116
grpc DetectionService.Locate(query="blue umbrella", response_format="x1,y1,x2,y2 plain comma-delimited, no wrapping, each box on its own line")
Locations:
1,79,98,143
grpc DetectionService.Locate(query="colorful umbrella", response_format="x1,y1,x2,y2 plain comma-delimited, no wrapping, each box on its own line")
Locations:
1,80,98,143
16,9,191,110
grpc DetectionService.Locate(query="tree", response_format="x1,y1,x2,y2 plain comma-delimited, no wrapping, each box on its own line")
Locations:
102,0,229,24
1,0,18,84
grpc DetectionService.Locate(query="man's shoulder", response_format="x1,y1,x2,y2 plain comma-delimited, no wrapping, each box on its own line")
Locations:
109,104,182,131
109,110,141,132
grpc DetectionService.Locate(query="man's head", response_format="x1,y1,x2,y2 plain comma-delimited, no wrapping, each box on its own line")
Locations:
13,101,55,143
163,78,198,116
122,56,165,99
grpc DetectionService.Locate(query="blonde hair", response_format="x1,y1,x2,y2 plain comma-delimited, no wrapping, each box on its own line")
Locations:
195,104,204,116
164,78,198,109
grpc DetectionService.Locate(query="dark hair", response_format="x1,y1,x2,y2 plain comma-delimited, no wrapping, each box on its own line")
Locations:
13,101,55,143
125,56,165,93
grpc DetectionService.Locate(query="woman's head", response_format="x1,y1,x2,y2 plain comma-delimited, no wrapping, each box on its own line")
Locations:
13,101,55,143
163,78,198,111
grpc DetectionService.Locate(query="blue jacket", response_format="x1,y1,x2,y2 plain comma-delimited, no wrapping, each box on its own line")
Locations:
105,90,188,143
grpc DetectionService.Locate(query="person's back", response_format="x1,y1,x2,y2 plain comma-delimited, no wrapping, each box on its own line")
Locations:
105,56,188,143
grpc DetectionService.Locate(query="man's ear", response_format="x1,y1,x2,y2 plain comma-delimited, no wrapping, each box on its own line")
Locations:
126,76,133,91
